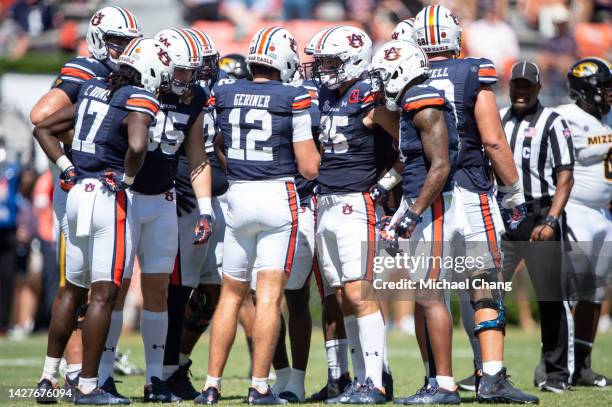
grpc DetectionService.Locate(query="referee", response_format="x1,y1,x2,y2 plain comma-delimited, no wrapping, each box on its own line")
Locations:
499,61,575,394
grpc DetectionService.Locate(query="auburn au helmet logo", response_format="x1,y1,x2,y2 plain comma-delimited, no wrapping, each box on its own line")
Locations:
91,12,104,26
289,37,298,53
384,47,402,61
157,48,171,66
347,34,364,48
391,31,399,40
158,35,171,48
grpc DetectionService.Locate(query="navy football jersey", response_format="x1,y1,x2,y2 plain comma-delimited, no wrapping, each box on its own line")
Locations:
71,78,160,179
295,80,320,207
426,57,497,192
53,57,114,103
399,85,458,198
131,86,206,194
211,78,313,181
316,80,378,195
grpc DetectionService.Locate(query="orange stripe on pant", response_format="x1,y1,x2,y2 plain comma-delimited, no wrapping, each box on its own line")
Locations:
427,195,444,280
478,193,502,270
283,182,299,276
363,193,376,282
112,191,128,286
170,252,181,286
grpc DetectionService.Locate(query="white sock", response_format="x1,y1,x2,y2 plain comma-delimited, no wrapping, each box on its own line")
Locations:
482,361,503,376
383,325,390,374
284,369,305,401
272,367,291,393
78,376,97,394
179,353,191,366
436,375,455,391
98,310,123,384
162,365,178,380
205,375,221,390
141,310,168,384
66,364,82,382
344,315,365,383
41,356,61,384
357,312,385,388
251,376,268,393
325,339,348,380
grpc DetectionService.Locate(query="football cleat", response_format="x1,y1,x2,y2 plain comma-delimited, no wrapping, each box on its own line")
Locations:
383,368,394,401
59,167,78,192
193,214,213,245
540,379,569,394
310,372,352,401
247,386,287,405
164,360,200,400
533,359,546,388
477,368,539,404
195,386,220,405
74,387,130,405
61,374,79,402
325,378,360,404
35,378,58,404
394,376,440,404
573,367,611,387
278,390,301,403
341,377,386,404
395,384,460,405
100,377,130,403
144,376,182,403
457,372,477,392
114,350,144,376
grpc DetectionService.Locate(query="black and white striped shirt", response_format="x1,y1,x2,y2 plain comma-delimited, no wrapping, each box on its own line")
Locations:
500,103,574,202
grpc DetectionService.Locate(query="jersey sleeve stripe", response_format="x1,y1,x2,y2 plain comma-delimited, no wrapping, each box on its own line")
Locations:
292,98,312,110
404,93,441,102
129,93,158,104
65,63,96,76
404,97,445,111
294,93,310,101
126,99,160,114
361,93,377,104
60,67,94,81
478,67,497,77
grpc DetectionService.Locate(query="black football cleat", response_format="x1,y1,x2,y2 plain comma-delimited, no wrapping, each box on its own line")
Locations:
74,387,130,405
61,374,78,402
341,377,386,404
540,379,569,394
144,376,182,403
383,368,394,401
247,386,287,405
278,390,301,403
311,372,352,401
195,386,221,404
477,368,539,404
325,378,360,404
100,377,130,403
35,378,58,404
164,360,200,400
394,377,460,405
573,367,611,387
457,372,477,392
394,376,436,405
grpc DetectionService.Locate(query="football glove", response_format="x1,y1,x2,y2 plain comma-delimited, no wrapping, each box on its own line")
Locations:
59,167,77,192
395,208,422,239
193,214,213,245
369,183,389,205
501,202,528,231
175,174,197,217
99,170,131,193
498,181,525,209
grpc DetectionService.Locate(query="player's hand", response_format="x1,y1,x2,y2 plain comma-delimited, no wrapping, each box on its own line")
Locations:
99,170,130,193
59,167,77,192
175,176,197,217
394,208,422,239
498,181,525,209
530,224,555,241
369,183,389,205
501,202,528,231
193,214,213,245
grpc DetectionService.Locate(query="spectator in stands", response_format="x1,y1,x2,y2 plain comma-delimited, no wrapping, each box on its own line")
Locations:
224,0,278,40
538,5,576,104
283,0,316,20
182,0,221,23
4,0,59,59
465,0,519,82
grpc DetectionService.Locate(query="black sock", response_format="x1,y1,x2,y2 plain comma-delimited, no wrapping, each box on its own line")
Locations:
163,284,191,367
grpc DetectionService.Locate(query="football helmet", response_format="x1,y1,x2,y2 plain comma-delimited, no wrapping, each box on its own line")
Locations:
310,25,372,89
567,57,612,115
219,53,251,80
413,5,461,56
154,29,201,95
246,27,300,83
370,40,429,111
186,28,220,83
118,38,175,94
391,18,415,41
87,6,142,62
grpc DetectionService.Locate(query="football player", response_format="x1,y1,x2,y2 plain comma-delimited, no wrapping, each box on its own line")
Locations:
33,38,171,404
555,58,611,387
372,38,462,405
29,6,142,402
308,25,400,404
390,18,415,41
412,5,538,403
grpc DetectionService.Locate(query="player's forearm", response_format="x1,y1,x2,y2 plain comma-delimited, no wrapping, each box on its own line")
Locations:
33,127,66,163
486,140,520,186
191,163,212,215
412,160,450,215
548,169,574,218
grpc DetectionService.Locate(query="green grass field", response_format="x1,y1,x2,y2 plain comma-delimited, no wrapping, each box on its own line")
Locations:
1,328,610,406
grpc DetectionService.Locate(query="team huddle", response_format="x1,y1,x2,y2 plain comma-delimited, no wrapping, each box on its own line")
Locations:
29,3,611,406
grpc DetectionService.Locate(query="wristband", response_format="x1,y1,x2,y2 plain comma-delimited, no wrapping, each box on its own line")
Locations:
122,174,135,185
541,215,558,229
378,168,401,191
198,197,212,216
55,155,73,172
497,180,522,194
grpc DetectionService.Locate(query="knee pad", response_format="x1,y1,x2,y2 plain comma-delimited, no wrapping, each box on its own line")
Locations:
75,304,88,330
472,298,505,335
184,289,216,334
